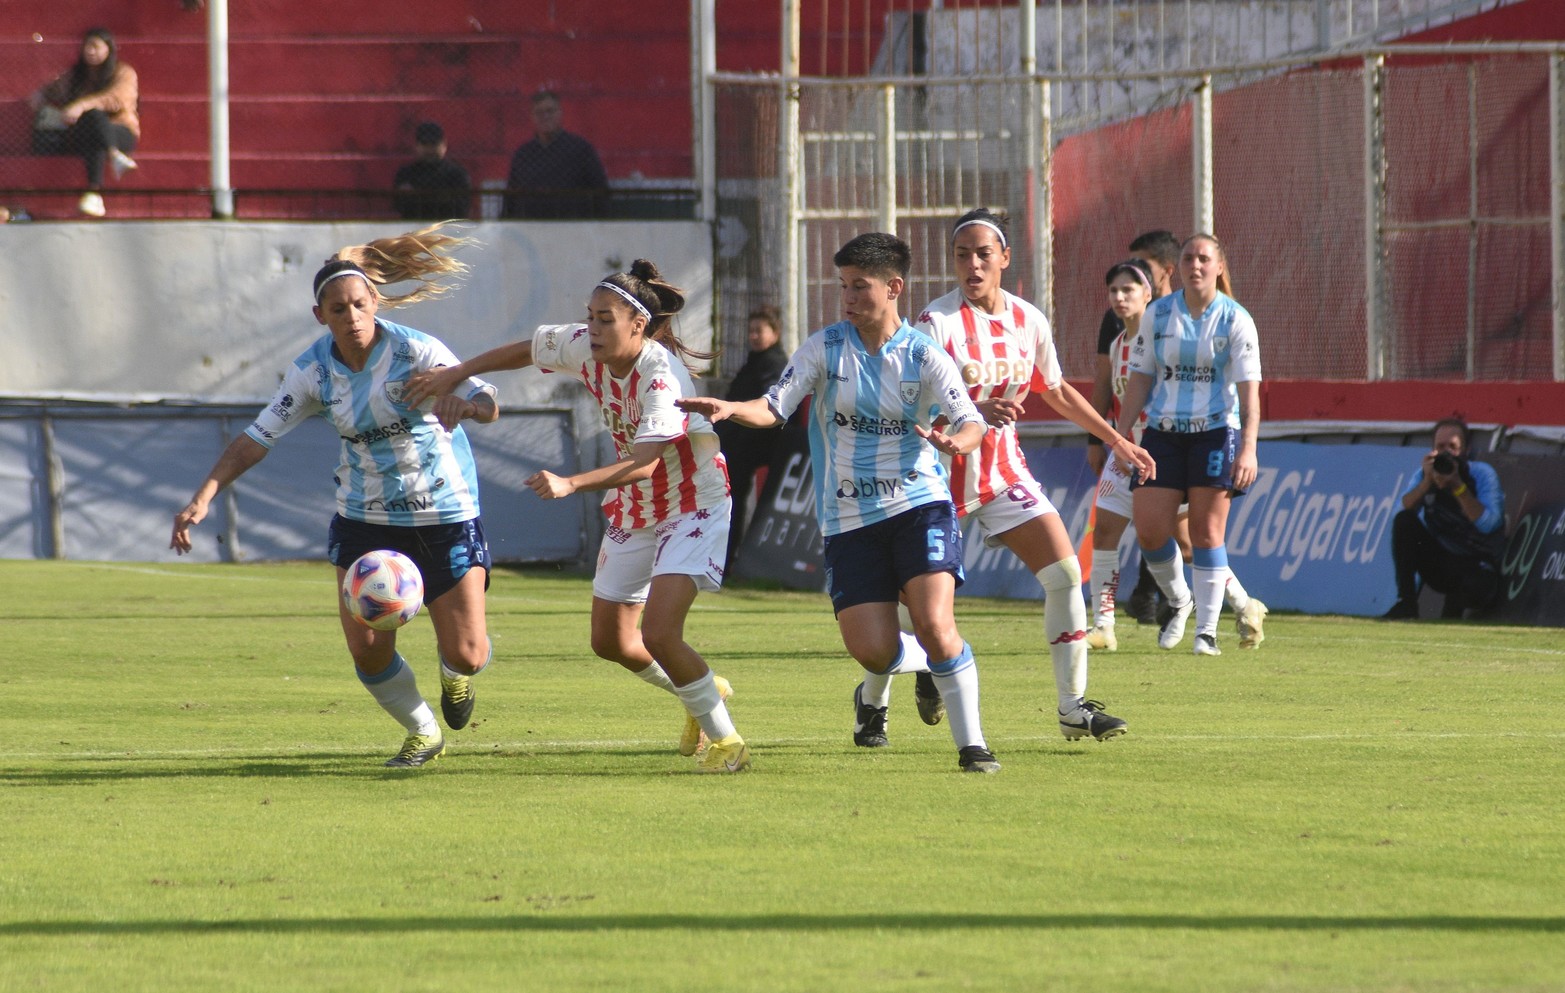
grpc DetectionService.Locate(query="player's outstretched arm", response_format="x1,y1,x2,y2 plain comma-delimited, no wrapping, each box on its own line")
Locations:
916,419,984,457
1042,381,1155,482
171,435,269,554
676,396,781,429
404,340,534,408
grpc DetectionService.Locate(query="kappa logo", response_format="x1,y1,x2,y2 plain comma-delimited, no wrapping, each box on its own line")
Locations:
1049,629,1087,645
570,327,588,341
649,378,671,392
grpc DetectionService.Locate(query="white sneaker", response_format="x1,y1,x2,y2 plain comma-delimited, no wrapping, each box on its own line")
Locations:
109,148,138,180
78,192,106,217
1236,598,1268,649
1193,633,1222,656
1085,623,1117,651
1156,597,1193,650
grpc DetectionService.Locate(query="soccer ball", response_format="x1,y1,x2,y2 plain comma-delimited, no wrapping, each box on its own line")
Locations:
342,550,424,631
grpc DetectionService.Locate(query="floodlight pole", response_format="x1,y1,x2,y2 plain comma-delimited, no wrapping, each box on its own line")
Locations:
780,0,803,352
207,0,233,219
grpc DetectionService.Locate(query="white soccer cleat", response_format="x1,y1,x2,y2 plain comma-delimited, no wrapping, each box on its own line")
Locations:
1156,597,1194,650
1085,624,1118,652
1236,598,1269,649
1192,633,1222,656
78,192,105,217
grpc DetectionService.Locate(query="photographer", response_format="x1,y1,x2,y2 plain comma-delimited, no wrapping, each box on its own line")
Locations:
1383,418,1505,620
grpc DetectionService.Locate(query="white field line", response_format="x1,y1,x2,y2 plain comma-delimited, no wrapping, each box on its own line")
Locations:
20,729,1565,762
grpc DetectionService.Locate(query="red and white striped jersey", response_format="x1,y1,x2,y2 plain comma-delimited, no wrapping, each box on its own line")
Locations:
532,323,729,530
913,288,1062,517
1107,327,1149,442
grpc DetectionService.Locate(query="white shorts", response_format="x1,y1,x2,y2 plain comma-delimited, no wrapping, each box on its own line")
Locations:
593,499,731,604
1093,450,1137,520
1094,451,1189,521
967,477,1059,548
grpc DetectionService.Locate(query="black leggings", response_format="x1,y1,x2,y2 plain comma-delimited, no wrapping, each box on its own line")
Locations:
33,109,136,189
1389,508,1498,608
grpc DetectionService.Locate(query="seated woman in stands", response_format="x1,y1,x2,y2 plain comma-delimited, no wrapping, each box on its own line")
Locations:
31,27,140,218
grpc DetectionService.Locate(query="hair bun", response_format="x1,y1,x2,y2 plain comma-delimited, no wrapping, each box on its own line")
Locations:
628,259,661,282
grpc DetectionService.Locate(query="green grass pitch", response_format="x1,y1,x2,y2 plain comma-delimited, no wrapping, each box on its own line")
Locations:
3,560,1563,992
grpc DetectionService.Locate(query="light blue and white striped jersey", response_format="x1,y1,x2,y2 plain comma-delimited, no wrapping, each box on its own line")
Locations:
1128,292,1261,433
245,318,497,526
765,320,985,537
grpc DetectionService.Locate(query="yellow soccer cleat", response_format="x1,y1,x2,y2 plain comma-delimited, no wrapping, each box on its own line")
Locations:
1236,598,1269,649
696,733,751,773
679,674,732,756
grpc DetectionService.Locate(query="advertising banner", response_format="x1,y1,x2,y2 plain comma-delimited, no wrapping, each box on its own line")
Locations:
733,429,1565,625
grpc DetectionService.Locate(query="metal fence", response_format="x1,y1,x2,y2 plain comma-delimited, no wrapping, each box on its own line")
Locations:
708,40,1562,384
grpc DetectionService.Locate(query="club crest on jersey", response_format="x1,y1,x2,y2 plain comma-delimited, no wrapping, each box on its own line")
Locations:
384,380,409,405
899,379,921,405
1213,336,1229,353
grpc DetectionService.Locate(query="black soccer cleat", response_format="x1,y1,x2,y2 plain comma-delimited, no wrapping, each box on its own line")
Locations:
957,745,1001,773
852,682,889,748
913,670,945,726
385,731,445,768
440,671,476,731
1059,699,1128,741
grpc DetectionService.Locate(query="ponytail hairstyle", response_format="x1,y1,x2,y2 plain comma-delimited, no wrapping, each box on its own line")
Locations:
316,222,473,308
1183,232,1234,299
599,259,713,368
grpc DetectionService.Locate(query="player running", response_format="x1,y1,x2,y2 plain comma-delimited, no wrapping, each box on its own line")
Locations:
404,260,749,773
683,232,1012,773
171,225,498,768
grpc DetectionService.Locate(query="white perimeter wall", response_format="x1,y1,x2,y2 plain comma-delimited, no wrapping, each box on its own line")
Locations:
0,220,713,565
0,219,713,404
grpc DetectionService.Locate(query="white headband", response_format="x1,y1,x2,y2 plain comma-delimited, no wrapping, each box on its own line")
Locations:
597,281,653,322
952,218,1008,249
314,268,372,303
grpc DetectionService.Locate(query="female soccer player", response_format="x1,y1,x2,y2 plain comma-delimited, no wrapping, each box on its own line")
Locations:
905,209,1153,743
403,260,749,773
1086,258,1267,652
1117,233,1262,655
171,225,498,768
680,232,1007,773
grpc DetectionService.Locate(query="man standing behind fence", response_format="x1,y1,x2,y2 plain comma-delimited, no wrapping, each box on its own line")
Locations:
501,90,609,219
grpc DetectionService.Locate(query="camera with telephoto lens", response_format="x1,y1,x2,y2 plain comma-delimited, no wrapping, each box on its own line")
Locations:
1432,452,1463,476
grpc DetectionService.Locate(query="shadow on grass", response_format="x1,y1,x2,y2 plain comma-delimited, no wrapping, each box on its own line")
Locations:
1,913,1561,936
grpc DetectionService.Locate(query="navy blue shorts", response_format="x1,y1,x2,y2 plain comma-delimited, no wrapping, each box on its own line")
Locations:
823,501,964,615
1132,426,1241,494
328,515,492,603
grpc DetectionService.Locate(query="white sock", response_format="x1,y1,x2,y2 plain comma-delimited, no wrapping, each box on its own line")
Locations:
1088,552,1120,629
359,653,438,735
861,631,929,708
1037,558,1088,713
439,637,491,681
931,643,985,749
1144,538,1191,605
634,661,678,694
673,670,737,740
1223,569,1251,612
1191,547,1228,639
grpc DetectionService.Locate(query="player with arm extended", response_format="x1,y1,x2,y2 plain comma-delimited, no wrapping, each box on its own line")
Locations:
679,232,1005,773
1116,234,1262,656
404,260,749,772
171,225,499,768
906,209,1153,742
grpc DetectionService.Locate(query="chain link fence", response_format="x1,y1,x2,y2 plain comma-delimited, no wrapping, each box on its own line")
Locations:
713,46,1560,384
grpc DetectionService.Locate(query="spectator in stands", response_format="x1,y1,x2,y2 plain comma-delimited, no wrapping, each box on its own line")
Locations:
501,90,609,219
392,121,472,221
30,27,140,218
716,305,789,572
1383,418,1506,620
